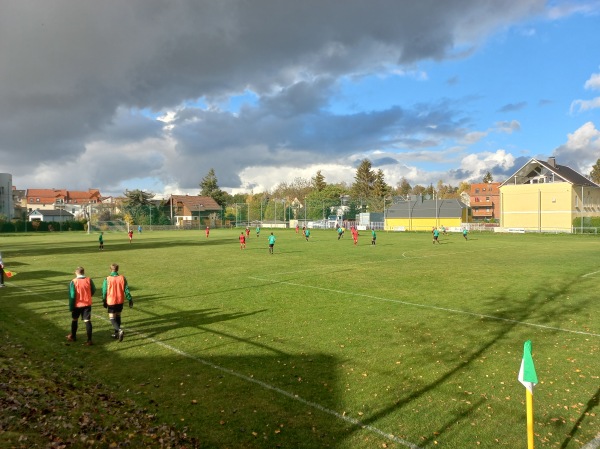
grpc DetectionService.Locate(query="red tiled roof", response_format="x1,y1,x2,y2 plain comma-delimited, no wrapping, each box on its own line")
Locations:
26,188,103,203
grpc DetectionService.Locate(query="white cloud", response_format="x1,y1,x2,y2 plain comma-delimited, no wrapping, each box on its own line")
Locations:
546,1,600,19
570,71,600,113
458,149,516,181
553,121,600,174
584,72,600,90
570,97,600,113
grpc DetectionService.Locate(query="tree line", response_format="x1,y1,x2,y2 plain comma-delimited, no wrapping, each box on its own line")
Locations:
118,159,499,224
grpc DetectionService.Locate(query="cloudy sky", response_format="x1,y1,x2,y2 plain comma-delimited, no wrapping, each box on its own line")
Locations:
2,0,600,198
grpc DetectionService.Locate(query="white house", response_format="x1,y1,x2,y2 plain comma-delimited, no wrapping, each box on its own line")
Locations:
29,208,74,222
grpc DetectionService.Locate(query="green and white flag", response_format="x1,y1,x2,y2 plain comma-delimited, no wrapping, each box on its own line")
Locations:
518,340,538,394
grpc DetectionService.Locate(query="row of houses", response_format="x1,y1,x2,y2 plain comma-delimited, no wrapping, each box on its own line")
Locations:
2,156,599,232
0,178,222,226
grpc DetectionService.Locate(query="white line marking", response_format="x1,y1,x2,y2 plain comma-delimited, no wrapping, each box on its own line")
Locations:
11,284,423,449
268,247,495,277
582,433,600,449
582,270,600,278
249,277,600,338
128,328,424,449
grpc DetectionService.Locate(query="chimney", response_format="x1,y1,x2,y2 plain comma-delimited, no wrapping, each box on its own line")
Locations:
547,157,556,168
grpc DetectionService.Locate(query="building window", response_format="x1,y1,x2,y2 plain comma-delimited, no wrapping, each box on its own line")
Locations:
486,197,490,201
36,198,40,202
475,189,480,193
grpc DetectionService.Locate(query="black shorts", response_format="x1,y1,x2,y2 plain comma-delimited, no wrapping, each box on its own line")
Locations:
72,306,92,321
107,303,124,313
269,243,274,248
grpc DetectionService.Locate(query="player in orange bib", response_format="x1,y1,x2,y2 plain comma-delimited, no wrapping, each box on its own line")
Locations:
102,263,133,342
67,266,96,345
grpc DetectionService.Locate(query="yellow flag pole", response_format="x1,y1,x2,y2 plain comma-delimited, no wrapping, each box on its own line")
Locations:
526,388,534,449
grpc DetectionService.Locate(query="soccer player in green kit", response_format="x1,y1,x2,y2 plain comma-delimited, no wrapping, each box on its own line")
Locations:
268,232,276,254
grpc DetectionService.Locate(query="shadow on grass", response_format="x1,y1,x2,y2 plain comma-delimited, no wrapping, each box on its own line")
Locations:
559,386,600,449
2,235,240,258
340,276,594,445
127,307,269,341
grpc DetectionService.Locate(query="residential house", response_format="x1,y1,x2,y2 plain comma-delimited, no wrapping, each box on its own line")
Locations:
499,157,600,232
470,182,501,221
29,208,74,222
25,188,103,218
12,187,26,220
167,194,222,227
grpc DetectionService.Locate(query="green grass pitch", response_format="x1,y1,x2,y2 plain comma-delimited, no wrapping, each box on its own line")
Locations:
0,229,598,448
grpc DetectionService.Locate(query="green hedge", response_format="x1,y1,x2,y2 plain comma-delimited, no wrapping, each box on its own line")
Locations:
0,220,86,232
573,216,600,227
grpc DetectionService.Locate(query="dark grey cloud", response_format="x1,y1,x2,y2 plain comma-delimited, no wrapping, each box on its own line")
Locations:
497,101,528,113
0,0,546,194
372,157,401,166
446,76,460,86
166,85,475,189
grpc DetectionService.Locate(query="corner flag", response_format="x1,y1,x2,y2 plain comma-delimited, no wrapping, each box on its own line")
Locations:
518,340,538,448
518,340,538,393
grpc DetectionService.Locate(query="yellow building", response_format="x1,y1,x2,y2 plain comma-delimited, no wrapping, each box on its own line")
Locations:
500,157,600,233
385,196,469,231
